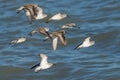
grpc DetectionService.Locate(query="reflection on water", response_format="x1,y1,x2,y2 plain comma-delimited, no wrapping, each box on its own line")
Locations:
0,0,120,80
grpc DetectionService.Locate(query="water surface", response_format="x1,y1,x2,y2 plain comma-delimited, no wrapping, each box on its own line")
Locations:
0,0,120,80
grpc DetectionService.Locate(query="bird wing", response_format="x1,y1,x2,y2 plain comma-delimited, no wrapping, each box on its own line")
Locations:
16,6,24,13
51,13,60,20
58,33,67,46
82,37,91,45
40,54,48,66
40,30,52,39
32,5,38,16
27,15,32,24
52,37,58,50
74,42,83,49
30,63,40,69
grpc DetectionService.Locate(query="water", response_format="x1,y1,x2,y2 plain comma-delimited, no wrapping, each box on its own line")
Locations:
0,0,120,80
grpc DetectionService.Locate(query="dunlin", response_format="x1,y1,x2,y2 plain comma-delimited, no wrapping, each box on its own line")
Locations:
46,13,67,23
29,27,52,40
10,37,26,44
31,53,53,73
74,37,95,49
62,23,76,29
17,4,47,23
50,30,67,50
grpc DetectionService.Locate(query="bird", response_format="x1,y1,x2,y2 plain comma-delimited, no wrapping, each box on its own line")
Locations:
50,30,67,50
31,53,53,73
10,37,26,44
74,37,95,49
16,4,38,23
28,27,52,40
46,13,67,23
61,23,76,29
16,4,47,24
34,6,47,20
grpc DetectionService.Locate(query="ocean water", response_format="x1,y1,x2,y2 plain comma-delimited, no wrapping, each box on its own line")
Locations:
0,0,120,80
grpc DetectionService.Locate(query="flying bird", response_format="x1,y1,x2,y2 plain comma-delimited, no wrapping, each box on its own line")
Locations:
28,27,52,40
17,4,47,24
46,13,67,23
74,37,95,49
31,53,53,73
10,37,26,44
61,23,76,29
50,30,67,50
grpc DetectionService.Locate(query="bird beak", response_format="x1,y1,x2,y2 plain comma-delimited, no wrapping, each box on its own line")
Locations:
28,33,32,36
46,21,49,23
16,10,21,14
67,15,71,18
53,63,56,66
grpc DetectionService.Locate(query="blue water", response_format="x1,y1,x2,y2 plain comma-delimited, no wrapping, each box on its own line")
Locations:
0,0,120,80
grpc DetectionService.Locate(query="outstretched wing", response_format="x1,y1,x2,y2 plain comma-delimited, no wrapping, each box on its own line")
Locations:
52,37,58,50
74,42,83,50
58,33,67,46
40,54,48,66
27,15,32,24
16,6,24,13
30,63,40,69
